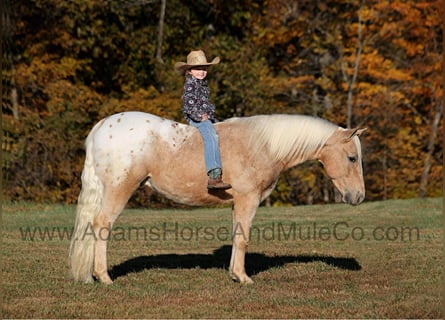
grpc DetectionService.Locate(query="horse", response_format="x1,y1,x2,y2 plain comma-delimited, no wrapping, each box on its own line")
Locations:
69,111,366,284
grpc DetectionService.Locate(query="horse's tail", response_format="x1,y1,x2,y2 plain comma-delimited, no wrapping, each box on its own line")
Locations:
69,120,105,283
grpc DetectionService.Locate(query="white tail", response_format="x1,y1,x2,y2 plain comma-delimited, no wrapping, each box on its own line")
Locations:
69,120,105,282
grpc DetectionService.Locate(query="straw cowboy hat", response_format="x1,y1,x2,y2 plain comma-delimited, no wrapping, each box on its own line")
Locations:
174,50,220,74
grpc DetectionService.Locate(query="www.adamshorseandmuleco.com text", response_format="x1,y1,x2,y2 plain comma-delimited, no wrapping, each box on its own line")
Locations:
19,221,421,243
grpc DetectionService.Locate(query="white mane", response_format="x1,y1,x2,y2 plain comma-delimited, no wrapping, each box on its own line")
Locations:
232,114,339,162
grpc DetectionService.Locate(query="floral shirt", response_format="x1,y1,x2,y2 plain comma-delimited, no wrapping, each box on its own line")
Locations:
182,75,216,122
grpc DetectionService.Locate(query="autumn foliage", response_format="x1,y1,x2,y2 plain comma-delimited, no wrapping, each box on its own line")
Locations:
2,0,442,206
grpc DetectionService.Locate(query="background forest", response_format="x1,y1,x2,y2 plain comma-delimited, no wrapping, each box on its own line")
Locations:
2,0,443,207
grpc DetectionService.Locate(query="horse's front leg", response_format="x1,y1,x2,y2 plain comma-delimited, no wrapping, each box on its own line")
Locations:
229,194,260,284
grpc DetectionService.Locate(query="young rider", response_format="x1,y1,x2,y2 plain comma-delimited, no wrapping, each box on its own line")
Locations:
175,50,231,190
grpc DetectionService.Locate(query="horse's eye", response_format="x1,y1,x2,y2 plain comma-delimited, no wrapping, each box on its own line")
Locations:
348,156,357,163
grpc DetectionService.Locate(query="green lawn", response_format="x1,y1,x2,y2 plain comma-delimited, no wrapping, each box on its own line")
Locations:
2,198,443,318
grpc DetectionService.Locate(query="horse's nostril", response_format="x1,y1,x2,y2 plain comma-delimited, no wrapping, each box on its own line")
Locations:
352,193,365,205
344,191,365,205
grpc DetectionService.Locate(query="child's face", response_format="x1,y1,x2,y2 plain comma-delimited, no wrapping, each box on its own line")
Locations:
189,66,208,80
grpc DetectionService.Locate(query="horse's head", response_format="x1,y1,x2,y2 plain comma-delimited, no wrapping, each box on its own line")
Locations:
318,127,367,205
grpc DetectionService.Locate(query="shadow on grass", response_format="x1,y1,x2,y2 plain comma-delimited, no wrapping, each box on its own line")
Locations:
109,245,361,280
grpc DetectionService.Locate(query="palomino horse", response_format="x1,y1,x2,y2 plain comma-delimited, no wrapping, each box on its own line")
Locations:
69,111,366,284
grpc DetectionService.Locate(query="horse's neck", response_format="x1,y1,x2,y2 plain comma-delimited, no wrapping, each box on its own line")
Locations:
240,114,337,170
271,132,329,169
281,147,320,169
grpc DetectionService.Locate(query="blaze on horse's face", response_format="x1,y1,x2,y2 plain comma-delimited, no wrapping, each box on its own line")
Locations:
318,128,367,205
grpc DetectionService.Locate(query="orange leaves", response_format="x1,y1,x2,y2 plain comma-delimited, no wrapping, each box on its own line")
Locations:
392,38,425,58
360,50,413,82
3,0,442,204
99,86,182,121
15,55,82,89
14,54,98,118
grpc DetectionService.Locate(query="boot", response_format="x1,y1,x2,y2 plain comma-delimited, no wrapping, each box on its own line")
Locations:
208,175,232,190
207,168,232,190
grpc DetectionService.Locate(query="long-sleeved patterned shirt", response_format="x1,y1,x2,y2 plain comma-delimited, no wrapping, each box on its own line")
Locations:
182,75,216,123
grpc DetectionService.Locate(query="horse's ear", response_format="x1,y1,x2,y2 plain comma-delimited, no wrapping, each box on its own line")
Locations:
354,128,367,136
342,128,367,142
351,128,368,138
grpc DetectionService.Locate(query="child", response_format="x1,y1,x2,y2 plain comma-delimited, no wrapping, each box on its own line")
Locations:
175,50,231,190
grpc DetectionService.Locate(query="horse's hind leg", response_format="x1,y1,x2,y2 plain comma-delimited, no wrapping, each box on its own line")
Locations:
230,194,260,284
93,185,135,284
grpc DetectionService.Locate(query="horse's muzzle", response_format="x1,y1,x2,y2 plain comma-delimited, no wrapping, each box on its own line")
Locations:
343,191,365,206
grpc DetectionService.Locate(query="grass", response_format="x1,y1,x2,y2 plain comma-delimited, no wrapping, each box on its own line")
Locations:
2,198,443,318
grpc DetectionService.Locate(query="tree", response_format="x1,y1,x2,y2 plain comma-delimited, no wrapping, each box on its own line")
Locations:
245,0,442,202
155,0,166,63
3,0,442,205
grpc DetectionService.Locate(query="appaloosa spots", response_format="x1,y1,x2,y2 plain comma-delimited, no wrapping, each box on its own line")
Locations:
109,135,112,139
74,111,366,286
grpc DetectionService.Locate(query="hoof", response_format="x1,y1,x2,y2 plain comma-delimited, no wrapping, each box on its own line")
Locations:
231,272,254,284
93,272,113,285
240,276,254,284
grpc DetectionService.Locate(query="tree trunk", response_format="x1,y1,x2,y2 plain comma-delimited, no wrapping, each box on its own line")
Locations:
155,0,166,63
339,2,363,129
419,100,443,197
10,67,20,120
382,150,388,200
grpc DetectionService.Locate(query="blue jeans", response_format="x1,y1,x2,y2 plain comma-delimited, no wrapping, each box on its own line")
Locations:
189,119,222,174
